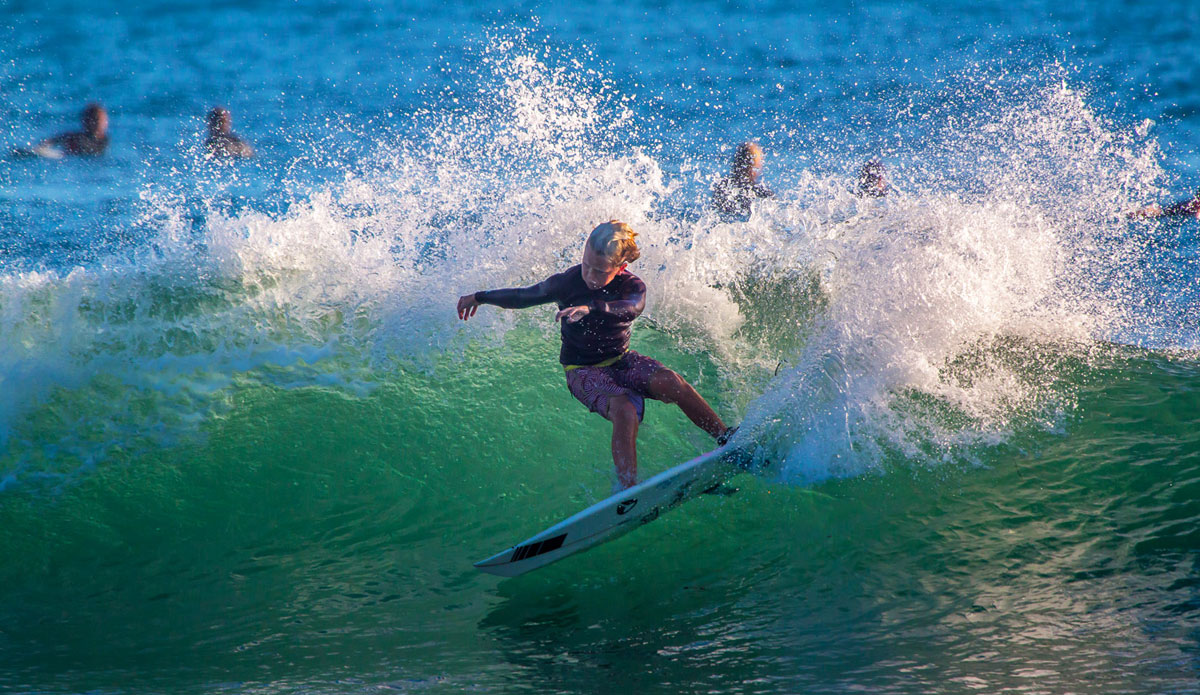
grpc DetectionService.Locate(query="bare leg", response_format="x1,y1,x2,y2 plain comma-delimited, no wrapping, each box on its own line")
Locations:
646,369,727,439
606,395,640,489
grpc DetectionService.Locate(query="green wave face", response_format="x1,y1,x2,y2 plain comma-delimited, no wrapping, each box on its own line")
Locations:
1,328,1197,695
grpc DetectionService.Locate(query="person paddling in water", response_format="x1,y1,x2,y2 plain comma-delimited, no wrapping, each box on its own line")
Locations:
457,221,735,490
712,141,773,219
1128,189,1200,220
28,102,110,157
204,107,255,159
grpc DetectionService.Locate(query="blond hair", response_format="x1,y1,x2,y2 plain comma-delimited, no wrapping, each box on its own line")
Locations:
586,220,640,264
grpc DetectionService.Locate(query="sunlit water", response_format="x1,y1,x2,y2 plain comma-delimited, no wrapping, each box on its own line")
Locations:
1,1,1198,693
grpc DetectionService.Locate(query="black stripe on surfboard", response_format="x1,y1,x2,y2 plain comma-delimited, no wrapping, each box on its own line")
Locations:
510,533,568,562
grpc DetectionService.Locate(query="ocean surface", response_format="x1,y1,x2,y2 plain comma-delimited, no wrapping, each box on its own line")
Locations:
2,1,1199,693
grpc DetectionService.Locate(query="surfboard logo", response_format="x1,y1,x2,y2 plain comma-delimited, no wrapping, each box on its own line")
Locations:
510,533,567,562
616,498,638,515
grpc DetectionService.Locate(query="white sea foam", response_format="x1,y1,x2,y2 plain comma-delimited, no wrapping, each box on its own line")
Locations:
731,80,1164,482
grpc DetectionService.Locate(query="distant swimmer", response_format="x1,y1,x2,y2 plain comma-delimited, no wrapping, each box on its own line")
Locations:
1128,189,1200,220
712,141,773,218
24,102,110,158
457,221,736,491
204,107,254,158
856,159,889,198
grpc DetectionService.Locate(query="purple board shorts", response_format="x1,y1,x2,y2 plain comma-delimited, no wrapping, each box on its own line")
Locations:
565,351,666,422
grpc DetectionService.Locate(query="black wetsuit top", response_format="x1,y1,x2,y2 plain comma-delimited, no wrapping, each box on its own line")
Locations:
205,132,254,158
49,132,109,155
475,265,647,365
713,176,773,218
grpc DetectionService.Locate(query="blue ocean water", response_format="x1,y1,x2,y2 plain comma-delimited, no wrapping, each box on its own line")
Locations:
1,1,1199,693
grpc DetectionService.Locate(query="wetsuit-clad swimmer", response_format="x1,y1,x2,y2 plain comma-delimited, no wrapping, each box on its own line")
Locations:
1128,189,1200,219
204,107,255,158
30,103,110,157
856,160,889,198
713,141,773,218
456,220,735,490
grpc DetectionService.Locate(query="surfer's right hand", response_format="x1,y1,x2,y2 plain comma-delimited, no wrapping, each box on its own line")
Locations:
457,293,480,320
555,305,590,323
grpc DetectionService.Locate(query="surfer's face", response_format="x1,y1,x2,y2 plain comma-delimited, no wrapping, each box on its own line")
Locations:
581,246,623,290
747,150,763,174
84,108,108,136
734,145,763,181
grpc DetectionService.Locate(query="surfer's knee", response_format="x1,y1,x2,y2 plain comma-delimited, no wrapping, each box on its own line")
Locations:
607,395,639,428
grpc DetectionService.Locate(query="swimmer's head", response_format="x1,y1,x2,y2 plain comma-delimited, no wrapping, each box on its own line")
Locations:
732,141,764,180
857,160,888,197
582,221,639,289
82,103,108,136
207,107,232,134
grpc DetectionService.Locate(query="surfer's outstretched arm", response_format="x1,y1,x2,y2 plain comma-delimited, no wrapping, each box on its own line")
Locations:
1162,197,1200,218
1127,204,1164,219
1128,192,1200,219
456,272,570,320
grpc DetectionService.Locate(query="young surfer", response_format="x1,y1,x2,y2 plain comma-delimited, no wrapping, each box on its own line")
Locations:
712,141,773,219
856,159,890,198
456,220,735,490
204,107,255,159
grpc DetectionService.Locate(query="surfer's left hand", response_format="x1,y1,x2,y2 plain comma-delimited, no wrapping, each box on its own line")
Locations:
555,305,590,323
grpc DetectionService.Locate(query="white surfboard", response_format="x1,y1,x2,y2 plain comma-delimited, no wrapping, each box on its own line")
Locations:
475,445,753,577
11,145,63,160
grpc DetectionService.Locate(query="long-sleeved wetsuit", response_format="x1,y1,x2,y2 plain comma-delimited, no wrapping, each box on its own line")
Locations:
712,175,773,218
475,265,647,366
1162,196,1200,217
